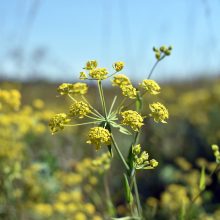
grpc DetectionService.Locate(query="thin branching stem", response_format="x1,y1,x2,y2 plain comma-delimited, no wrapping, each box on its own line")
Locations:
63,121,99,127
133,177,143,218
108,96,117,116
98,80,108,118
68,94,77,102
81,95,103,118
147,55,166,79
111,134,130,171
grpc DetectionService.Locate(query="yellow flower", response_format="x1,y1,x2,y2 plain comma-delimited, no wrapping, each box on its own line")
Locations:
132,144,141,155
34,203,53,217
89,67,108,80
71,82,88,95
113,61,124,72
69,101,91,118
33,99,44,109
84,60,98,70
84,203,95,215
57,82,88,95
150,159,159,168
57,83,73,95
87,127,111,150
79,71,87,80
49,113,70,134
139,79,160,95
112,74,130,87
0,89,21,110
121,84,137,99
74,212,87,220
121,110,144,131
149,102,169,123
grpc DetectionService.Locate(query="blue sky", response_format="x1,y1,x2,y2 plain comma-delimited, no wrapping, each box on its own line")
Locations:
0,0,220,81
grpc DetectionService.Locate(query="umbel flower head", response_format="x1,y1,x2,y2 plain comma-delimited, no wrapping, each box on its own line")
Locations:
112,74,131,87
89,68,108,80
139,79,160,95
84,60,98,70
113,61,124,72
149,102,169,123
121,110,144,131
0,89,21,111
69,101,91,118
87,127,111,150
49,113,70,134
132,144,159,169
57,82,88,95
121,84,137,99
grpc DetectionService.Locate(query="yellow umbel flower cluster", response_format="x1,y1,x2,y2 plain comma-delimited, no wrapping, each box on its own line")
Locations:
139,79,160,95
49,113,70,134
84,60,98,70
89,67,109,80
112,74,130,87
0,89,21,111
149,102,169,123
81,60,126,81
87,127,111,150
113,61,124,72
121,84,137,99
121,110,144,131
112,74,137,99
69,101,91,119
58,82,88,95
132,144,159,169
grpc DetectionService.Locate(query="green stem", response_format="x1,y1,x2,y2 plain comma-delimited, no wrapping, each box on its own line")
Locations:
133,176,143,218
147,55,166,79
111,134,130,171
108,96,117,116
85,115,103,121
81,95,103,118
98,80,108,117
116,97,127,113
63,121,98,127
68,94,77,102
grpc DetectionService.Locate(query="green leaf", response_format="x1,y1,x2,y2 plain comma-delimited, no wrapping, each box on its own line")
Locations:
119,126,132,135
123,173,133,205
110,122,132,135
199,165,206,191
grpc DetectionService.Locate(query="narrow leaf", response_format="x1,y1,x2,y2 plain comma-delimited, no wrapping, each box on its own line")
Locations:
199,165,206,191
123,173,133,204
